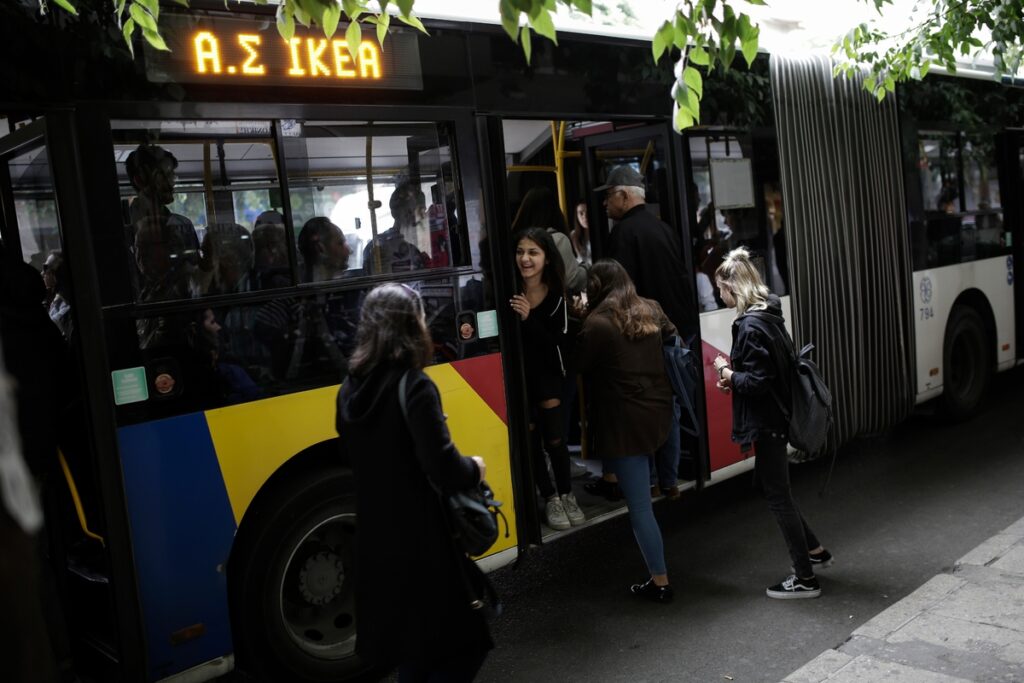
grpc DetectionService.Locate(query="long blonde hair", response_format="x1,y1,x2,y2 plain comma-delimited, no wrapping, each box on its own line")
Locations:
715,247,770,315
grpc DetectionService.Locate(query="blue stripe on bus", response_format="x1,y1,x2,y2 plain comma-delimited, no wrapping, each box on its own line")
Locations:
118,413,236,681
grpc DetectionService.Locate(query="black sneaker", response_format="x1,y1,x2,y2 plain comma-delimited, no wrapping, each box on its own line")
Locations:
630,578,674,603
766,574,821,599
791,548,833,574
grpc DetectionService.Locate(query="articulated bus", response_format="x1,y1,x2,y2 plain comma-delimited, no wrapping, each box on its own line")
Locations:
1,3,1022,682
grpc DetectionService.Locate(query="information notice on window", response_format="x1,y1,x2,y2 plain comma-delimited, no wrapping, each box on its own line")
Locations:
710,158,756,209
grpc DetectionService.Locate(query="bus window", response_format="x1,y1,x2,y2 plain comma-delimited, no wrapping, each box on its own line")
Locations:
912,132,1009,268
281,120,462,281
9,144,61,273
689,133,787,302
111,119,288,302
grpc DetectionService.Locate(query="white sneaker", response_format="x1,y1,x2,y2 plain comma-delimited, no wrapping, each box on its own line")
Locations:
561,493,586,526
545,496,571,530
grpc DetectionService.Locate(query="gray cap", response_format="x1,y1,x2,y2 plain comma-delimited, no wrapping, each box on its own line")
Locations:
594,165,644,192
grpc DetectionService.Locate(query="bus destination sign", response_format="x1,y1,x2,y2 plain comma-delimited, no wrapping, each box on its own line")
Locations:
146,14,423,90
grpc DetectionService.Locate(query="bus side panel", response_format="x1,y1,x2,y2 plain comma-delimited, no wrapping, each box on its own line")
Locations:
700,297,796,473
913,256,1016,399
699,308,745,471
117,415,236,682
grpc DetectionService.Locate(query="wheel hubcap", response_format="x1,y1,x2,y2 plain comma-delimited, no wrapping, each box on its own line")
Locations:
279,512,357,659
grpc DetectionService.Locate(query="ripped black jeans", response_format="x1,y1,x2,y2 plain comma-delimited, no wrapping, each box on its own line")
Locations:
530,402,572,499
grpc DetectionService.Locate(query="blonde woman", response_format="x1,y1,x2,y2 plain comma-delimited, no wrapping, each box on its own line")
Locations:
712,247,832,599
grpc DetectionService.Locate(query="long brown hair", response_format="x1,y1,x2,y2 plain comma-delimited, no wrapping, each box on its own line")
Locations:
349,283,432,376
586,259,661,340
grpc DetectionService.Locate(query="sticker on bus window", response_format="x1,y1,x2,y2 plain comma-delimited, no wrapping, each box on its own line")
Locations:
111,367,149,405
477,310,499,339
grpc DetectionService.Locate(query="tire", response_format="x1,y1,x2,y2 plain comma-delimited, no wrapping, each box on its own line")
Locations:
230,465,367,682
941,305,992,420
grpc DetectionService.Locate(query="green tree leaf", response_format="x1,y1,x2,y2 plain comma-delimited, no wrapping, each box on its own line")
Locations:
521,24,532,65
674,103,695,131
277,3,296,42
129,3,158,33
652,20,674,63
122,17,135,58
52,0,78,15
396,0,414,16
137,0,159,21
323,2,341,38
500,0,520,42
740,30,759,67
376,10,390,47
342,0,362,23
142,27,169,51
396,12,427,33
346,20,362,64
529,7,557,44
683,65,703,98
689,46,710,66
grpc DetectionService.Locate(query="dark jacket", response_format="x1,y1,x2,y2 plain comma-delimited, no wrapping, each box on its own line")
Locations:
336,365,492,669
576,299,675,459
608,205,694,337
519,288,568,402
728,294,791,445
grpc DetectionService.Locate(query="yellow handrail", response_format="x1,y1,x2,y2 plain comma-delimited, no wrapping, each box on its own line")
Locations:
59,450,105,547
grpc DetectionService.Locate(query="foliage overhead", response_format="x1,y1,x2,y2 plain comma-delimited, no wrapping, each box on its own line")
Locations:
833,0,1024,103
36,1,1024,131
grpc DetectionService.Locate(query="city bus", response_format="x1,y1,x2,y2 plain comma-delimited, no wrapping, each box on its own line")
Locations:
1,3,1021,682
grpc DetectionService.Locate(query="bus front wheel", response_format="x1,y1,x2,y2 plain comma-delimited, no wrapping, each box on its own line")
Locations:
941,305,991,420
230,466,367,682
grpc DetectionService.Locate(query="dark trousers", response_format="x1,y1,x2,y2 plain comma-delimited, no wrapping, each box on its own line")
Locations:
754,437,821,579
530,402,572,498
398,649,488,683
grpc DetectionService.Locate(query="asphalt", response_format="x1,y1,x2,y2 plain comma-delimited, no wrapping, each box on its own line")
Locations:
783,515,1024,682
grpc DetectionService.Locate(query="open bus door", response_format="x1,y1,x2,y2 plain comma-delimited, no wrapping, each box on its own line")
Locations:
998,130,1024,363
0,113,145,680
581,124,710,486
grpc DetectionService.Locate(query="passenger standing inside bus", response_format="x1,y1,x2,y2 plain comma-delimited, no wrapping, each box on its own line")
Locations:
511,227,584,531
297,217,351,282
598,165,692,498
511,187,588,295
576,259,675,602
336,284,492,681
364,182,430,275
125,143,200,268
571,199,592,265
712,247,832,599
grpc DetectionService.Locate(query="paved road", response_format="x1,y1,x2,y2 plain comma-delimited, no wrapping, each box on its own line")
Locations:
478,368,1024,682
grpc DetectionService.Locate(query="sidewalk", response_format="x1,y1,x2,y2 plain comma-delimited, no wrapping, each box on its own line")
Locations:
783,517,1024,682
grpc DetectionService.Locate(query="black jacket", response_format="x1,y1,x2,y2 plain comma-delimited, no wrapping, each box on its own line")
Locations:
519,288,568,402
728,295,792,445
608,205,694,336
336,365,492,669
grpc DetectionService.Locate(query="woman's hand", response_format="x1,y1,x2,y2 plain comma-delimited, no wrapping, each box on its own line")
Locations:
714,354,732,393
471,456,487,482
569,294,588,318
510,294,530,321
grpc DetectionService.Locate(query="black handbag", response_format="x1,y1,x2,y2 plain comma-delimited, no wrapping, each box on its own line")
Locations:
396,371,509,557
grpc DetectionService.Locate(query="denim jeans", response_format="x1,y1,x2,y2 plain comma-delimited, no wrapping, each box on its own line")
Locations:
650,395,681,490
754,436,821,579
605,454,668,576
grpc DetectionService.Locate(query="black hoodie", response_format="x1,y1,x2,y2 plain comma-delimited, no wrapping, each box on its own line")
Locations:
335,364,491,668
728,294,792,445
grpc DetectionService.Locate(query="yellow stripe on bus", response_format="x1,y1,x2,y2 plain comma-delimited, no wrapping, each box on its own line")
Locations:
204,364,516,556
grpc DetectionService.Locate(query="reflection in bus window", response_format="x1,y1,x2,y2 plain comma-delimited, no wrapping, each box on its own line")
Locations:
283,120,462,281
9,145,61,273
912,131,1009,268
112,120,284,302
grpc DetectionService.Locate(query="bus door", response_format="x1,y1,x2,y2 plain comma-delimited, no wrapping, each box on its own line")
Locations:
582,124,709,485
676,129,790,481
0,114,146,679
998,130,1024,361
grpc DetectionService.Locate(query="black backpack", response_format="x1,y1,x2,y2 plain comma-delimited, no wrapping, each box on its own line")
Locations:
755,316,834,453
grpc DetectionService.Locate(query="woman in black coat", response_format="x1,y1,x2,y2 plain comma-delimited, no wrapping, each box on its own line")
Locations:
712,247,832,600
336,283,492,681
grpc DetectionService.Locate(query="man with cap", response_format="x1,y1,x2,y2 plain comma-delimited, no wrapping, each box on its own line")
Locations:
595,165,694,499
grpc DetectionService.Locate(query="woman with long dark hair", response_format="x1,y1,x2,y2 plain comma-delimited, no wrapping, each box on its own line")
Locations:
577,259,675,602
511,227,584,531
712,247,831,599
511,187,588,294
336,283,492,680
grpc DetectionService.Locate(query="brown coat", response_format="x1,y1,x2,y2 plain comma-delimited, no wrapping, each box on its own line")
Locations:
576,301,675,459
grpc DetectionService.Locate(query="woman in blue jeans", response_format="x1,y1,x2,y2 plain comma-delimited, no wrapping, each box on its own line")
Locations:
576,260,676,602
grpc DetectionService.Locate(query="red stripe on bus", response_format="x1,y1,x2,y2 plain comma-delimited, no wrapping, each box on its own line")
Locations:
452,354,508,425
